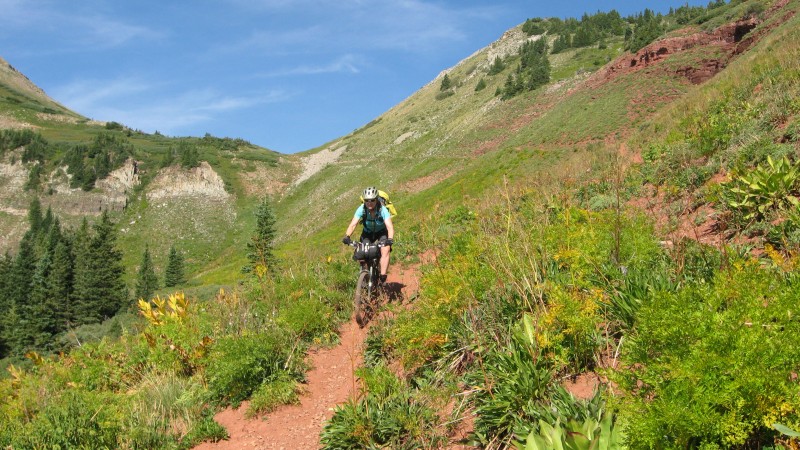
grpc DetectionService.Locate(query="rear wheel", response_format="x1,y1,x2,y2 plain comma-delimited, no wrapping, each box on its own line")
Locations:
354,270,370,327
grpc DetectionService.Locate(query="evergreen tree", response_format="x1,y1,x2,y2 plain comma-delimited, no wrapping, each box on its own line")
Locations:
551,33,572,54
8,236,37,355
475,78,487,92
30,251,60,349
42,207,54,237
164,245,185,287
440,74,452,91
179,142,200,169
135,246,159,301
73,213,127,324
0,252,12,357
48,238,75,327
488,57,506,75
28,197,43,235
246,197,278,273
71,218,92,325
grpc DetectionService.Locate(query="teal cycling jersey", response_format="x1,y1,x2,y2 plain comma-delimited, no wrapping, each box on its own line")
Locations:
355,204,391,234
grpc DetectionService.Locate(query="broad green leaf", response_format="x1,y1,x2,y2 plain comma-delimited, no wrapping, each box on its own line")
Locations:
773,422,800,437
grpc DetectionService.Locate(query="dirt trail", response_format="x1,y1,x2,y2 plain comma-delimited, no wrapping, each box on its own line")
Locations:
194,265,420,450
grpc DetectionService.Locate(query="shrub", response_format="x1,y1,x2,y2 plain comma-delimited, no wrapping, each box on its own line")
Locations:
615,261,800,448
246,373,301,418
320,364,443,449
205,330,300,405
4,388,123,449
277,295,335,341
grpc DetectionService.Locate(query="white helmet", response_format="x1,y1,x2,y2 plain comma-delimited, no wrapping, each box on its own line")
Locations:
362,186,378,200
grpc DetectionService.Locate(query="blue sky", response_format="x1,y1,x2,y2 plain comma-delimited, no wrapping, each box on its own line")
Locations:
1,0,706,154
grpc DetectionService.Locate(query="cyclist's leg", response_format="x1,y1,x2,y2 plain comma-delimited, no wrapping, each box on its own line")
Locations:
378,233,390,280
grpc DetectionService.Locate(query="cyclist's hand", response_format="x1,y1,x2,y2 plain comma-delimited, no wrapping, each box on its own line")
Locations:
342,235,352,245
384,238,393,246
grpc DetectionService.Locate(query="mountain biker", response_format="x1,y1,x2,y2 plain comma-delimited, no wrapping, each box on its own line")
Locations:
342,186,394,284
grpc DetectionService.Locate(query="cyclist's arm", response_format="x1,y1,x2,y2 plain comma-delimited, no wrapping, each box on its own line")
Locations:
346,205,364,238
384,216,394,241
345,216,360,238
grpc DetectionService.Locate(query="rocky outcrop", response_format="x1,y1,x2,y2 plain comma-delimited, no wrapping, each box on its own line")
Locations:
592,17,761,86
147,161,229,200
96,158,139,194
588,0,795,89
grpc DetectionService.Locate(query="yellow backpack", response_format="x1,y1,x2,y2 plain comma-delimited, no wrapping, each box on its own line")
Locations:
359,189,397,217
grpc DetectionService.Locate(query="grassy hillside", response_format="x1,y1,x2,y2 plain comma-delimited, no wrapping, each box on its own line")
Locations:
3,0,800,448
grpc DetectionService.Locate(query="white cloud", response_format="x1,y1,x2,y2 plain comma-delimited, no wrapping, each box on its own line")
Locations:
257,54,362,77
52,77,154,112
53,77,291,134
0,1,161,50
216,0,497,57
73,16,163,49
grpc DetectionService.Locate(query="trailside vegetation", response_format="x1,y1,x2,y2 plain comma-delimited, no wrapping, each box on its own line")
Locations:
321,189,800,449
0,250,355,448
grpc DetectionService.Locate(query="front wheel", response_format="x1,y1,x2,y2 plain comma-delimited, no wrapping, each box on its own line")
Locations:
354,270,370,327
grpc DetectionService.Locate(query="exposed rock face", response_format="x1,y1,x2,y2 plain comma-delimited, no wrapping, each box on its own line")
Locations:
589,16,774,87
147,161,229,200
0,158,28,199
96,158,139,193
294,144,347,186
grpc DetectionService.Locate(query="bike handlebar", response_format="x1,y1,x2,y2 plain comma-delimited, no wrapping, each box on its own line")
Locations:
344,241,390,248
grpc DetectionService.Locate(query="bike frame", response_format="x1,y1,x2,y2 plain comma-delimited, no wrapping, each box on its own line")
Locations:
346,240,386,327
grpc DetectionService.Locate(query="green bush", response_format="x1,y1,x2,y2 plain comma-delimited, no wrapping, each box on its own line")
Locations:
2,388,123,449
277,294,335,341
205,330,300,405
615,261,800,448
246,372,301,418
320,364,443,449
122,372,214,449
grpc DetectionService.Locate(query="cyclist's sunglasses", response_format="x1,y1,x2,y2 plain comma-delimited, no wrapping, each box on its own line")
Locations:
364,198,377,203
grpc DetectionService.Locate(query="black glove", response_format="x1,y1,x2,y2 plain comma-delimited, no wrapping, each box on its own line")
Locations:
384,238,393,246
342,235,352,245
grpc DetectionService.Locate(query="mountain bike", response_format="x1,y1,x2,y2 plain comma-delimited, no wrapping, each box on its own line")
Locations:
344,240,388,327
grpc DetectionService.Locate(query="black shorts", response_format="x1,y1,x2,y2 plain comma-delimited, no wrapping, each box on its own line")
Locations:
360,230,388,244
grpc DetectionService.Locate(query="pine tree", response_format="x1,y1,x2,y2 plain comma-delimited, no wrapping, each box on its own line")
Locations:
0,252,13,357
135,246,159,301
48,238,74,327
8,236,37,355
488,57,506,75
164,245,185,287
246,197,278,273
440,74,452,91
73,212,127,324
179,142,200,169
30,251,60,349
71,218,93,325
28,197,43,235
